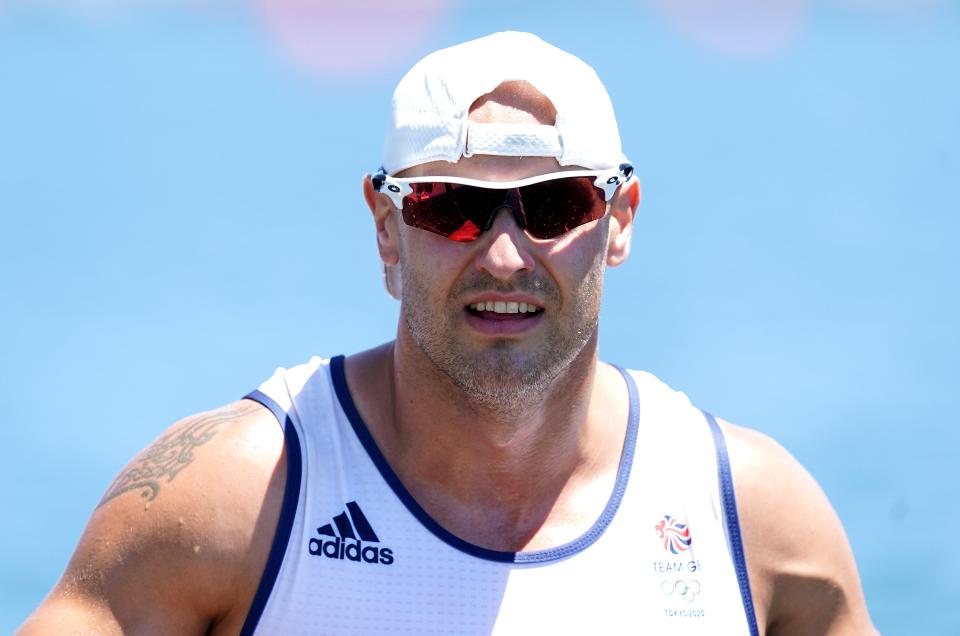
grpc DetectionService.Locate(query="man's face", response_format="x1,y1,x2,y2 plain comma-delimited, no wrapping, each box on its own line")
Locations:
368,82,636,409
394,153,614,410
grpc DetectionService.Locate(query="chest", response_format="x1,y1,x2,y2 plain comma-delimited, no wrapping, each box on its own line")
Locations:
252,458,750,634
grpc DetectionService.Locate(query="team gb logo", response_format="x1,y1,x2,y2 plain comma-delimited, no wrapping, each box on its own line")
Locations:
655,515,692,554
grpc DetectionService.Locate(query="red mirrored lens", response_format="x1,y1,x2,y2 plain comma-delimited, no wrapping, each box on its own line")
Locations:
519,177,606,239
400,177,607,241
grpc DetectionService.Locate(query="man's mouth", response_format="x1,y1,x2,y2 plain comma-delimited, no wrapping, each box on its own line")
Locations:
465,301,544,321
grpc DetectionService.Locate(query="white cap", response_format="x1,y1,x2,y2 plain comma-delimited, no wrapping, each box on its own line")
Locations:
381,31,628,175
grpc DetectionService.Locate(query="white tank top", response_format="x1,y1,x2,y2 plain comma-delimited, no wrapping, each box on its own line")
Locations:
238,356,759,635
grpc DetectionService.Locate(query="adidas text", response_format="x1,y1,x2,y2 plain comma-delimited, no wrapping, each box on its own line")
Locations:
309,536,394,565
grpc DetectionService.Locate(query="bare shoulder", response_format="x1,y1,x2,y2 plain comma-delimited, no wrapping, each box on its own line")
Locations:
718,420,877,635
18,399,287,635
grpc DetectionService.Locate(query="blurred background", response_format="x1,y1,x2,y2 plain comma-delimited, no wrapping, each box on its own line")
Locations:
1,0,957,632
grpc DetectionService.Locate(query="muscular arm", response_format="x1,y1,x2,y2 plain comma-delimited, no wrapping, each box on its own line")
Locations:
722,421,878,636
18,400,286,635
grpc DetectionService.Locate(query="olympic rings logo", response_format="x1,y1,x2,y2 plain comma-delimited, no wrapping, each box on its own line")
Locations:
660,579,701,603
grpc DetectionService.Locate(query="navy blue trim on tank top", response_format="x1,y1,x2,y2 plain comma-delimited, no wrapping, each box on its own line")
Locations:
703,411,760,636
329,354,641,565
238,390,304,636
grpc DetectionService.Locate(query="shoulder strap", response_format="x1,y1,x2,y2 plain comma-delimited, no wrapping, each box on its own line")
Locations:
238,390,304,636
703,411,760,636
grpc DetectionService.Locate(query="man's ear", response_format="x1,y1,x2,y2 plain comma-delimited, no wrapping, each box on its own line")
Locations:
363,175,401,268
606,179,640,268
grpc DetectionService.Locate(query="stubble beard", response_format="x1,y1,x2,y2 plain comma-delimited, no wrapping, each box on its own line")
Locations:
400,261,605,414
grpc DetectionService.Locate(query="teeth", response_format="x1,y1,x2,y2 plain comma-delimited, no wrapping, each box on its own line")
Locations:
471,301,542,314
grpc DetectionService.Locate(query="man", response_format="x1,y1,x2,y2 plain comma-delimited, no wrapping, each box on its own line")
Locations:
20,32,876,634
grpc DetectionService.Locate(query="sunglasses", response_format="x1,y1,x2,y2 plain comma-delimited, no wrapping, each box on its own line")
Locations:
371,164,634,242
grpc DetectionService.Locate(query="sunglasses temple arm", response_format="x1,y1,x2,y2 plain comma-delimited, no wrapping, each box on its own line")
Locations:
373,173,412,209
595,166,634,201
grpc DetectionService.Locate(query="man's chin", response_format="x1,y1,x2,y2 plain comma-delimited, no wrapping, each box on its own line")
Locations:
439,351,559,408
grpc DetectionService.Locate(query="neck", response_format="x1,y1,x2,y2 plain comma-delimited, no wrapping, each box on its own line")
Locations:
344,332,628,551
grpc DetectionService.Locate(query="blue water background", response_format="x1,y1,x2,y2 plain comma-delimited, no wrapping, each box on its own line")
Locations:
1,2,957,633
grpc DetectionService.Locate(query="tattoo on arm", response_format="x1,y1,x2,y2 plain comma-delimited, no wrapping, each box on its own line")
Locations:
97,401,260,509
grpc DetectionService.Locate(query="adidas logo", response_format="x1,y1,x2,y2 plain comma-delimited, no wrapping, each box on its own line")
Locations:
309,501,394,566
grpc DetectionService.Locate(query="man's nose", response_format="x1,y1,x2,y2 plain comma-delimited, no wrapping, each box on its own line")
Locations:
473,206,536,281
